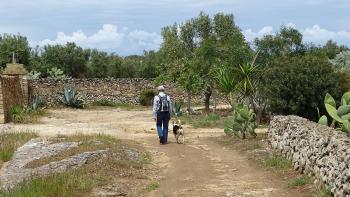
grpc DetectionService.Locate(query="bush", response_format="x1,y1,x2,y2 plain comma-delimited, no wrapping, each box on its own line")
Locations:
263,54,347,121
139,88,156,106
10,106,46,124
62,86,85,108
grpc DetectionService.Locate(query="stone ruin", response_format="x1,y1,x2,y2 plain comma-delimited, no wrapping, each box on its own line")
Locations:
0,63,29,123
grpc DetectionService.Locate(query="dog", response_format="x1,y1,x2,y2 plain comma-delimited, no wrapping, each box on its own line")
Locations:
173,119,185,144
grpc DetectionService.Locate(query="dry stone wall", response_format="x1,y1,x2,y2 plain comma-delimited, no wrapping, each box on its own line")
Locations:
29,78,206,106
268,115,350,197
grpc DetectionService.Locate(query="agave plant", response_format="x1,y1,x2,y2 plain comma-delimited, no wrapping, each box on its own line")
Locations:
318,92,350,132
62,86,85,108
29,70,41,79
224,104,257,139
172,101,183,117
29,96,46,110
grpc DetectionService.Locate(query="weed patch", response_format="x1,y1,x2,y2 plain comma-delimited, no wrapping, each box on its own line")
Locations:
263,154,293,170
288,175,312,187
0,131,38,165
146,182,160,191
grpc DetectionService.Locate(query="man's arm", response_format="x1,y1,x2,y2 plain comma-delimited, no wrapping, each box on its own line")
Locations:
152,96,158,119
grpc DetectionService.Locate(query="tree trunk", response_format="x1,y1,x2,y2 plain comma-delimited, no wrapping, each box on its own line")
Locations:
186,90,192,113
204,86,212,113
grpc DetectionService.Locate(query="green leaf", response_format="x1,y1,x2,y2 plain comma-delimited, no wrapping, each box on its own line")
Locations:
318,115,328,126
341,98,347,106
337,105,350,116
342,120,350,133
325,93,336,108
325,104,344,123
341,92,350,105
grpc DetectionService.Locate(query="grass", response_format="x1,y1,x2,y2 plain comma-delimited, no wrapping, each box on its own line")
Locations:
10,106,47,124
0,133,152,197
0,131,38,165
263,154,293,170
91,99,140,109
145,182,160,191
315,185,332,197
288,175,312,187
179,113,227,128
0,170,95,197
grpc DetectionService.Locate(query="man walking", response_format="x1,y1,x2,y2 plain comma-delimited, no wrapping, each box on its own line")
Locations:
153,85,172,144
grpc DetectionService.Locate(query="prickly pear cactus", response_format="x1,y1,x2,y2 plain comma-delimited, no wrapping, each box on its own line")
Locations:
319,92,350,133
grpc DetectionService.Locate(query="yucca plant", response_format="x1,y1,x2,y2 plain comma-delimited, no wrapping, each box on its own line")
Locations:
62,86,85,108
224,104,257,139
318,92,350,132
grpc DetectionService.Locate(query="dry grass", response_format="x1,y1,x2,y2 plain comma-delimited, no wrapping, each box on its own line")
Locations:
0,133,154,197
0,131,38,166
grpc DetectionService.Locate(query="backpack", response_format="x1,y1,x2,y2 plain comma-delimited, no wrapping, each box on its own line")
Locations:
158,95,169,112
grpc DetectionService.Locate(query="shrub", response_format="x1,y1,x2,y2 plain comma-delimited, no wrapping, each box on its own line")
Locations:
263,54,347,121
224,104,257,139
29,96,46,110
10,105,46,124
62,86,85,108
139,88,156,106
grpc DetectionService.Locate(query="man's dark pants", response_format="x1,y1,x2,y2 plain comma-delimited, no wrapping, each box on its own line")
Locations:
156,112,170,144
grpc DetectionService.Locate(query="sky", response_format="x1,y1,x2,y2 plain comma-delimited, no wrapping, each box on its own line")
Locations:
0,0,349,55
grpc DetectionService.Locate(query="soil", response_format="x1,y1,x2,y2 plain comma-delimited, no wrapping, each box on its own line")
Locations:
3,107,311,197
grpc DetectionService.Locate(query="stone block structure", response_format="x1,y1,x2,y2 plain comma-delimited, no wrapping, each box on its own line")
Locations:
269,115,350,197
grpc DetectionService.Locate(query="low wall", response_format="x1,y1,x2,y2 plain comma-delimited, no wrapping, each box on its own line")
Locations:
28,78,209,106
268,115,350,197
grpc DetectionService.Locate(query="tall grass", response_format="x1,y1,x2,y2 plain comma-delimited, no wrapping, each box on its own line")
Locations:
0,170,94,197
0,132,38,163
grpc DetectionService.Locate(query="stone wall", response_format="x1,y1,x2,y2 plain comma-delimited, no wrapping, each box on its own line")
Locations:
268,115,350,197
28,78,211,106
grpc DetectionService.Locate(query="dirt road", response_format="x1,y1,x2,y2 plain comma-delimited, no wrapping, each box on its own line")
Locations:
4,108,303,196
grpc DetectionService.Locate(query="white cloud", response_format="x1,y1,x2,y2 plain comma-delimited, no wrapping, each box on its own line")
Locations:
243,24,350,46
35,24,161,54
243,26,274,41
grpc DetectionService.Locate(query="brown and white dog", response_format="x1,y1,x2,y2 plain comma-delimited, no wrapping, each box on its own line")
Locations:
172,120,185,144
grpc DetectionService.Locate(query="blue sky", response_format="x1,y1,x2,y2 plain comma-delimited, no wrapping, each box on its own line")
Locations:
0,0,349,55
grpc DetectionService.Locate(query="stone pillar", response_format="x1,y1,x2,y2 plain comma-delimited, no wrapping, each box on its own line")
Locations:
0,63,28,123
0,80,4,124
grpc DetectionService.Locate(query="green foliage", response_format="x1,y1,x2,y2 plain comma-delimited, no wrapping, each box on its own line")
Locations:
28,70,41,79
10,105,46,124
288,175,312,187
139,89,156,106
62,86,85,109
263,154,292,170
318,92,350,132
224,104,257,139
47,67,67,79
316,186,332,197
263,54,347,121
0,34,30,69
145,182,160,191
330,50,350,71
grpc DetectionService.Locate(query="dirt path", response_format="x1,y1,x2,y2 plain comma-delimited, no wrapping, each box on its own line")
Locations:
2,108,302,196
